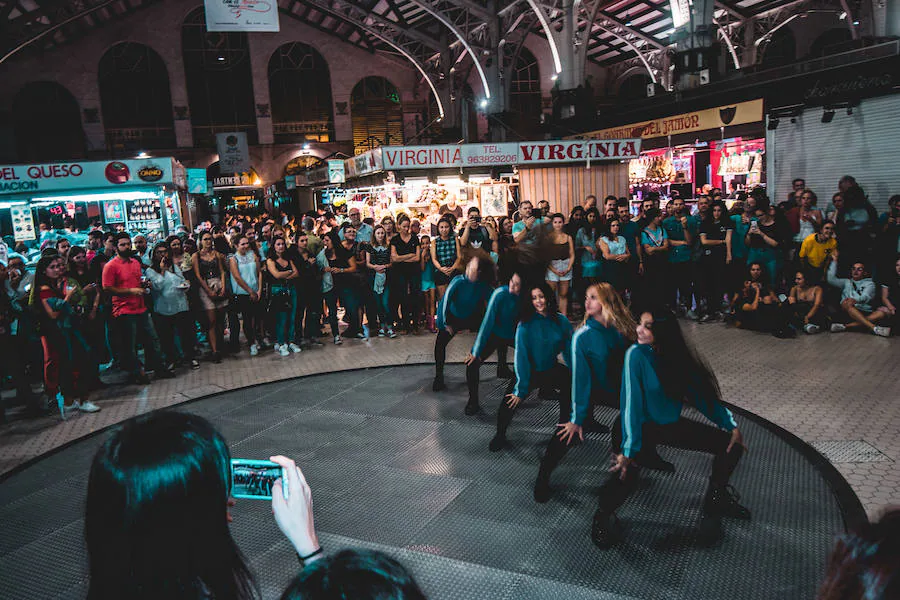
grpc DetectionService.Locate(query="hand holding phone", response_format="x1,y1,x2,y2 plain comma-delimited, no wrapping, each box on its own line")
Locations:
269,455,320,557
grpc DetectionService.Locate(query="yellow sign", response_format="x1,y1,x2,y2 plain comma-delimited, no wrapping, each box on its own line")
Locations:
579,99,764,141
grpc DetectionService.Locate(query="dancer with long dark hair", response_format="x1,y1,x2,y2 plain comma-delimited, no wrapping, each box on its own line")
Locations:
432,256,496,391
532,283,634,502
591,308,750,548
463,271,521,415
490,282,572,452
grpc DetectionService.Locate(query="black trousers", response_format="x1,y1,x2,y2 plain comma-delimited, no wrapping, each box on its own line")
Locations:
230,295,260,347
668,261,694,309
465,334,512,403
153,311,196,364
434,314,481,378
495,363,571,439
391,268,422,330
699,256,727,315
596,416,743,514
536,389,615,481
0,332,38,419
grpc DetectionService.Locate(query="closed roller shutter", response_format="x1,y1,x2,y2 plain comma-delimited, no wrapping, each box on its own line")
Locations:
767,94,900,212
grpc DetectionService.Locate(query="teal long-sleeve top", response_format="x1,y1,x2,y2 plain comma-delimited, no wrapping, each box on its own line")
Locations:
471,286,519,357
569,318,628,426
620,343,737,458
436,275,492,330
513,312,573,398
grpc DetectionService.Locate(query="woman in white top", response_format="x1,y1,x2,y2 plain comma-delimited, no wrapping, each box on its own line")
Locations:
229,234,263,357
146,242,198,370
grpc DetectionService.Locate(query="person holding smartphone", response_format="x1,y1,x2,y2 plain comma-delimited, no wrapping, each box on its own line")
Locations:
459,206,495,252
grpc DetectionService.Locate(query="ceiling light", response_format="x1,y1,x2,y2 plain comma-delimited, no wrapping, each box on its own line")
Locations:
136,151,149,158
839,11,847,20
551,74,558,81
852,20,860,25
217,56,226,61
479,99,488,109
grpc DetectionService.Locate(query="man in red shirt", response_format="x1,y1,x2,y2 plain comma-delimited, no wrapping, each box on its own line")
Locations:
102,233,174,383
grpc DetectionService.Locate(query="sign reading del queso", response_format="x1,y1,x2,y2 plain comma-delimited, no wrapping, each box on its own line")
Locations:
0,158,176,196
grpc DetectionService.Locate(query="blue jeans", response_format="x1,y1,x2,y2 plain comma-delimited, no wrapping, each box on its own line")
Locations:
374,289,390,328
271,285,297,345
115,311,165,376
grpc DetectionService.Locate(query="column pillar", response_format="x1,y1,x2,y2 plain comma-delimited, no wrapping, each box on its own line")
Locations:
247,36,273,145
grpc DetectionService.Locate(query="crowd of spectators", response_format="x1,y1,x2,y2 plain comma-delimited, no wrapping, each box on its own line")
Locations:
1,175,897,423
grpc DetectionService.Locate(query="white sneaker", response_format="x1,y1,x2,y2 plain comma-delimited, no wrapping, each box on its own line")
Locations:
273,343,282,352
77,401,101,413
333,335,343,345
830,323,847,333
288,343,302,353
249,344,259,357
873,326,891,337
803,324,821,335
278,345,290,357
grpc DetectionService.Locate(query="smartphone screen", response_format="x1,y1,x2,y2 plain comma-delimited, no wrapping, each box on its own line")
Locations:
231,459,286,500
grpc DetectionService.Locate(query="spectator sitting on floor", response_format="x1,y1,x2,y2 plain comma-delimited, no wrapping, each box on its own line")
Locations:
85,411,325,600
826,251,890,337
784,271,827,335
817,508,899,600
728,262,780,332
874,255,899,332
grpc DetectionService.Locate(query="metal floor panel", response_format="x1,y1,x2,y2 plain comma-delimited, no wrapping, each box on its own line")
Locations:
0,364,856,599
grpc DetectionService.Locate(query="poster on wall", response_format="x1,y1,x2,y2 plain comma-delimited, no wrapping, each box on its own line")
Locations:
10,205,36,241
480,184,508,217
216,132,251,174
204,0,280,32
103,200,125,224
187,168,209,195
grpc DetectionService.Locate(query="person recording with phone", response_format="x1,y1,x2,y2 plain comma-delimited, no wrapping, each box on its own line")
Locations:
146,242,198,371
459,206,496,252
512,201,549,244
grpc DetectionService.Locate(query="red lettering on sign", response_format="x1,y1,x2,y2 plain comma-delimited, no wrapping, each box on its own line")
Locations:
566,144,582,160
547,144,564,160
0,167,20,180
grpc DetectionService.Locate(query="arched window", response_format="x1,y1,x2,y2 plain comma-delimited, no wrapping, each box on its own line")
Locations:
759,27,796,68
617,73,653,103
13,82,85,162
269,42,334,143
508,48,542,138
182,7,256,146
809,28,853,58
351,76,403,155
99,42,175,151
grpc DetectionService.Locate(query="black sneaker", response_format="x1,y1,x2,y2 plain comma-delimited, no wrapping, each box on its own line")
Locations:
432,377,446,392
591,510,621,548
533,477,552,503
464,401,480,416
488,434,506,452
703,484,752,520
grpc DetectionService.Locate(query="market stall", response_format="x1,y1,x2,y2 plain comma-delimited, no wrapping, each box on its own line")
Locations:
304,140,640,222
578,99,765,210
0,157,186,245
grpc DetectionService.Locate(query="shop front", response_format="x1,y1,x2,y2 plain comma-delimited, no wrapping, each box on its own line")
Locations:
304,140,640,222
0,157,186,245
579,99,765,210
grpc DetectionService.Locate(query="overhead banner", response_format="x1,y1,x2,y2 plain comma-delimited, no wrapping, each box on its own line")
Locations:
204,0,280,32
381,139,641,170
580,99,764,141
216,132,251,173
327,159,345,184
187,169,209,195
0,158,176,196
345,148,384,178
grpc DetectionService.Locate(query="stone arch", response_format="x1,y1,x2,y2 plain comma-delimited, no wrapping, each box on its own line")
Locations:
13,82,85,162
350,76,403,155
808,28,853,58
268,42,335,143
758,26,797,68
99,42,175,151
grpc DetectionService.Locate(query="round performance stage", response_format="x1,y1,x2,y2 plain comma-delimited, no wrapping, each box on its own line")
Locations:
0,364,864,600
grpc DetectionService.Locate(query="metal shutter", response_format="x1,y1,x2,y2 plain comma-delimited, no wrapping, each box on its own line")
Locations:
766,94,900,212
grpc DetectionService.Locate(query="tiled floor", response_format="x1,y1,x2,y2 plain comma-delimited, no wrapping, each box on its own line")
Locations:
1,321,897,518
0,365,851,600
